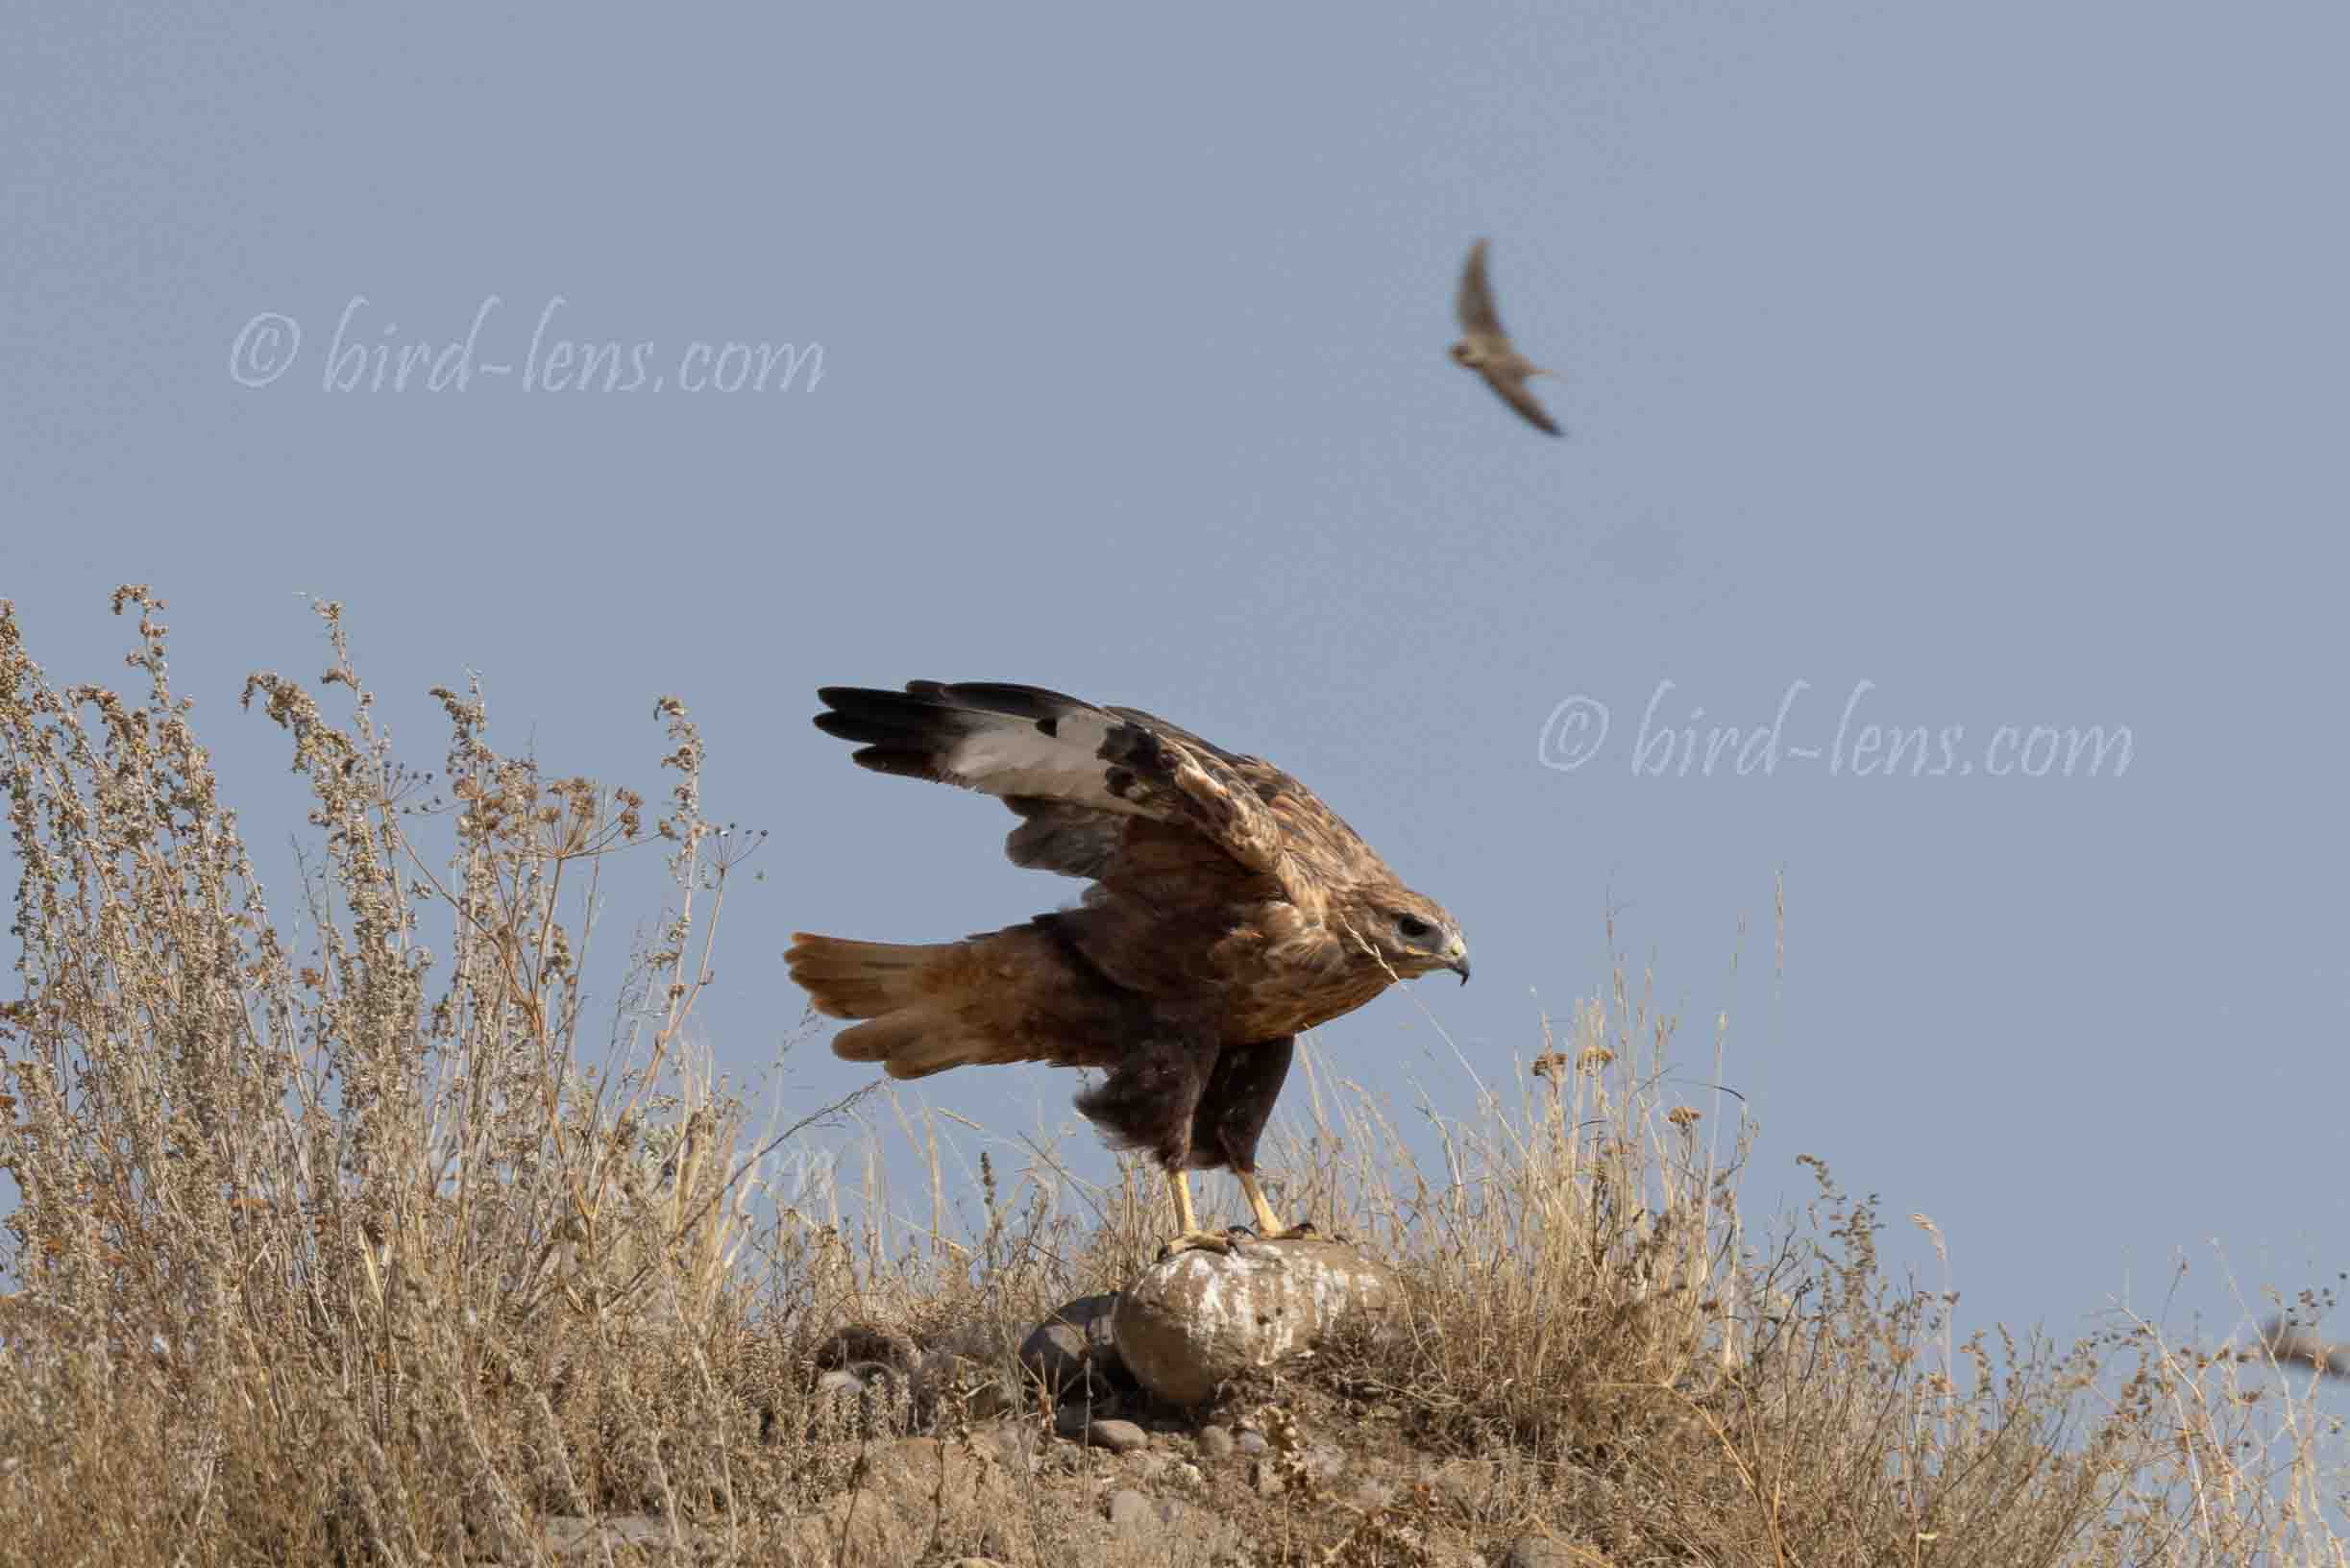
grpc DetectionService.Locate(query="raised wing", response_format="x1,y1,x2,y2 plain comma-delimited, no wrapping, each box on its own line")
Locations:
814,682,1302,888
1455,238,1505,340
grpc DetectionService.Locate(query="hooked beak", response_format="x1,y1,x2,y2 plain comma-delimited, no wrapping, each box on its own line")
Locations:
1444,937,1471,985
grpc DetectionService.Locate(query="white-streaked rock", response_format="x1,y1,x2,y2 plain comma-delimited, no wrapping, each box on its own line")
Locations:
1111,1237,1401,1406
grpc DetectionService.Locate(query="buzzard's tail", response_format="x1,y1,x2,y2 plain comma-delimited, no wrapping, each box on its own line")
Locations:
787,932,995,1081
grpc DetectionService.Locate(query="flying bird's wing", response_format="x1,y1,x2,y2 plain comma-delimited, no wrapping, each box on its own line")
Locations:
2259,1318,2350,1379
1489,378,1562,437
1453,238,1563,436
813,682,1319,901
1455,237,1504,338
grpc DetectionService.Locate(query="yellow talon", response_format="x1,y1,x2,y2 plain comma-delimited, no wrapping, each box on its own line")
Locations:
1156,1169,1234,1257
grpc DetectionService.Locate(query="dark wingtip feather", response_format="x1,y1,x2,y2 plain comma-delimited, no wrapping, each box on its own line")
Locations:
816,684,916,710
816,681,1097,738
811,709,872,740
814,687,966,742
814,686,975,781
935,682,1089,722
814,707,933,745
813,681,1110,790
846,746,953,782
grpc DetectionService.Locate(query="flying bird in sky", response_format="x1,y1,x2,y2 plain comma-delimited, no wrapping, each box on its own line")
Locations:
1450,237,1563,436
788,681,1469,1257
2254,1316,2349,1379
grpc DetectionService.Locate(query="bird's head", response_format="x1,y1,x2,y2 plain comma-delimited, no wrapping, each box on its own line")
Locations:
1351,891,1470,985
1448,340,1478,367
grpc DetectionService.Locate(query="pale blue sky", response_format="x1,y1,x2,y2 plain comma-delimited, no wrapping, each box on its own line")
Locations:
5,3,2345,1362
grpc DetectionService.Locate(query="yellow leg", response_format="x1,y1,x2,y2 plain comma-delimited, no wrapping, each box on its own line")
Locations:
1236,1170,1318,1241
1158,1169,1234,1258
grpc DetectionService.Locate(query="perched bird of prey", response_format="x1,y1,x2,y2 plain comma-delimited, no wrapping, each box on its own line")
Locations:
2254,1317,2349,1379
1450,237,1562,436
788,682,1469,1257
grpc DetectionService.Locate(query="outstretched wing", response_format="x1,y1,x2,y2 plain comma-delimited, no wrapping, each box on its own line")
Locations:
1485,370,1563,436
1455,237,1506,341
1104,701,1397,894
814,682,1334,898
2260,1318,2350,1379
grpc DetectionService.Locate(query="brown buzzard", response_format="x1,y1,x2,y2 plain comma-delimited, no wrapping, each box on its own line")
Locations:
1451,237,1563,436
787,682,1469,1255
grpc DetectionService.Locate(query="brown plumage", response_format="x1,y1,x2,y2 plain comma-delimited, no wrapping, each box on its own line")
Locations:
788,681,1468,1254
1450,237,1563,436
2254,1317,2349,1379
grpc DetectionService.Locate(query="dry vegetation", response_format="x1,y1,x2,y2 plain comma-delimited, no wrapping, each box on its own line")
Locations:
1,590,2343,1566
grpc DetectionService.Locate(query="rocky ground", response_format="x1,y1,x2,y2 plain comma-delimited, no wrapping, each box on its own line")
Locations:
516,1236,1588,1567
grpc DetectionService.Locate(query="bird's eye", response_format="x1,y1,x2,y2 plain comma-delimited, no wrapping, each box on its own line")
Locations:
1396,915,1432,941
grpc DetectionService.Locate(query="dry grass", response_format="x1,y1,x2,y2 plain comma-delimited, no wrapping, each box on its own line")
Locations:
1,590,2343,1566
